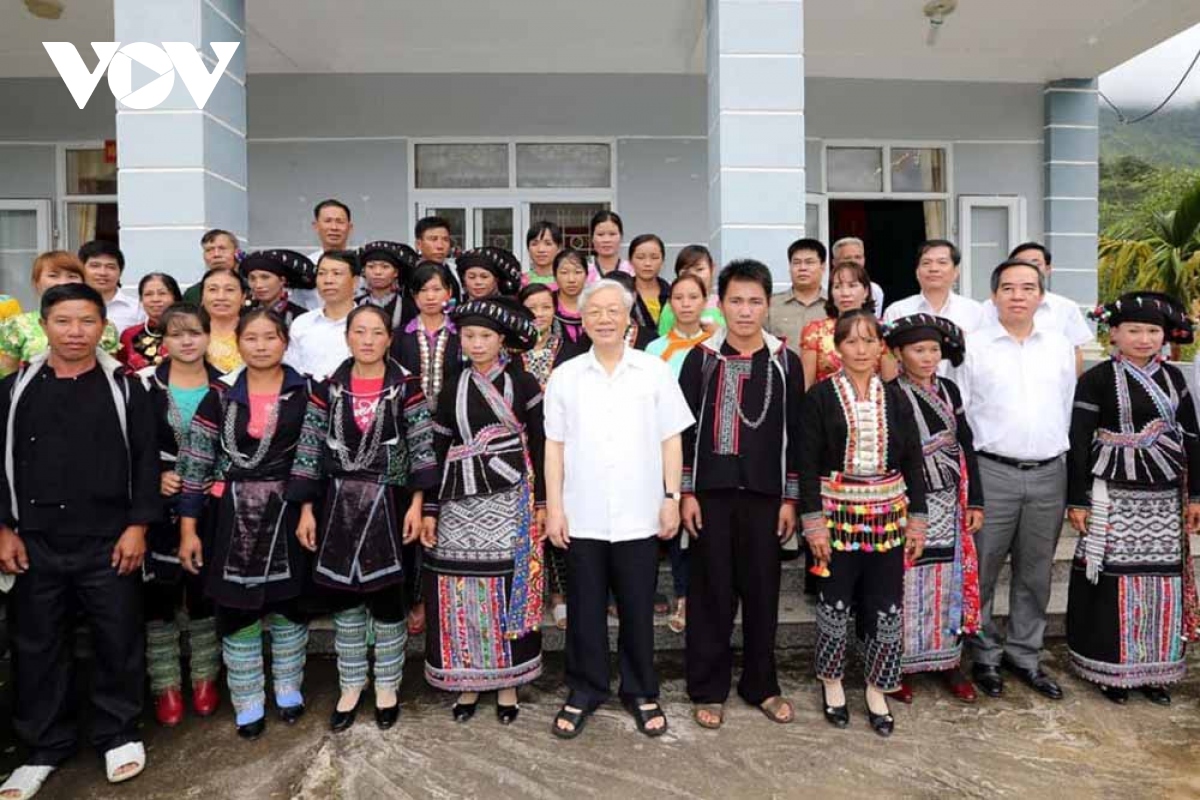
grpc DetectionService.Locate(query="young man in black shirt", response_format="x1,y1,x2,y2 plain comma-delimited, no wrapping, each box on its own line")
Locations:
679,259,804,729
0,283,159,798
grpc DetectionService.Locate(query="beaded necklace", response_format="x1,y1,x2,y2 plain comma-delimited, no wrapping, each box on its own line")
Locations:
416,322,450,405
831,370,888,476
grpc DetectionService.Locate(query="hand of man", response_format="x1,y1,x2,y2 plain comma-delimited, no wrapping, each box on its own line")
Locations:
965,508,984,534
681,496,703,538
546,509,570,549
777,503,797,543
0,527,28,575
1067,508,1090,535
658,499,681,541
111,525,146,576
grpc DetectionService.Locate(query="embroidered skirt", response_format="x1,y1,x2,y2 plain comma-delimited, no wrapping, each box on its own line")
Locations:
205,479,306,611
423,483,543,692
902,488,966,673
1067,484,1190,688
315,478,407,594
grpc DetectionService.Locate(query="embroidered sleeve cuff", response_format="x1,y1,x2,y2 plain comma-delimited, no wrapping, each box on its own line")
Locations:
784,472,800,502
801,512,826,538
423,502,439,518
681,467,694,495
907,514,928,539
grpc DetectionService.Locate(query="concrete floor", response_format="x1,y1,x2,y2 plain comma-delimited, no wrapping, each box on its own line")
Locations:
5,647,1200,800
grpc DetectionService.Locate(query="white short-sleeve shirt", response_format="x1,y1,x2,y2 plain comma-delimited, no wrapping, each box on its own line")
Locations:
285,307,350,381
544,345,695,543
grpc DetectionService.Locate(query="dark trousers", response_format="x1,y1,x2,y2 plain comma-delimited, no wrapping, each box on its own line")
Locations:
565,536,659,710
816,547,905,691
11,532,144,766
686,491,782,705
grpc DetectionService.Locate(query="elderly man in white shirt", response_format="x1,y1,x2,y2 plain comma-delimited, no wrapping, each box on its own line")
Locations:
981,242,1092,374
831,236,886,312
544,278,694,740
286,250,357,381
958,258,1076,703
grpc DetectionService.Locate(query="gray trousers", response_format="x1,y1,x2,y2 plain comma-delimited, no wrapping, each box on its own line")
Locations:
968,455,1066,670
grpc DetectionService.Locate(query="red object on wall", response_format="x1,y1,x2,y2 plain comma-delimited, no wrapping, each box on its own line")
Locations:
104,139,117,163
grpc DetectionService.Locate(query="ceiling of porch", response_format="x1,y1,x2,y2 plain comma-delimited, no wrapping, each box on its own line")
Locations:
0,0,1197,83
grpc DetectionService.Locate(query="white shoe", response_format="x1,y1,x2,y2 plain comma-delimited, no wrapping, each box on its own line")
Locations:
104,741,146,784
0,765,55,800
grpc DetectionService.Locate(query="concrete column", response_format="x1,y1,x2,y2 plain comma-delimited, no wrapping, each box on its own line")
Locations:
1043,78,1099,308
114,0,247,283
706,0,805,283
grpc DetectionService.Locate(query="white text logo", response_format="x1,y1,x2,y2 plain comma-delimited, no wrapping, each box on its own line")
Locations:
43,42,240,110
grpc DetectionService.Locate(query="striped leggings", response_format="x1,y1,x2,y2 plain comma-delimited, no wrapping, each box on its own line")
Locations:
334,606,408,693
221,611,308,721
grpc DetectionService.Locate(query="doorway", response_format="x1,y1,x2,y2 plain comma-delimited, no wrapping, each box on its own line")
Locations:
829,199,944,312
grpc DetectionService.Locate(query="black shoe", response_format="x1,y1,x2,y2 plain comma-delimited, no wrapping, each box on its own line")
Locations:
1099,685,1128,705
865,694,894,738
1141,686,1171,706
497,704,520,725
237,717,266,740
330,696,362,733
1001,658,1063,700
452,702,477,723
972,664,1004,698
278,703,306,725
821,685,849,729
375,703,401,730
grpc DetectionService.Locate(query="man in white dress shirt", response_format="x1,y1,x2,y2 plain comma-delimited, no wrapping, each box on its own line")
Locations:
884,240,984,374
300,199,355,310
958,259,1076,702
981,242,1092,375
544,279,694,739
78,240,145,333
285,250,357,381
831,236,886,312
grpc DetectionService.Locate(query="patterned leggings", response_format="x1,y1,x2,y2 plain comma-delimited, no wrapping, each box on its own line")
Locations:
220,609,308,724
333,606,408,693
815,547,905,691
146,617,220,694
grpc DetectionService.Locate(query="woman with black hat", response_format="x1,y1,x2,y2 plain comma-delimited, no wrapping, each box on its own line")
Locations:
456,246,523,301
1066,291,1200,706
241,249,315,328
884,313,984,705
289,304,439,732
420,296,545,724
357,241,420,330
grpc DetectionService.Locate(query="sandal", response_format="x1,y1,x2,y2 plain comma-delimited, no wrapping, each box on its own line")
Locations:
757,696,795,724
667,599,686,634
624,697,668,737
104,741,146,784
0,766,55,800
551,704,589,739
692,703,723,729
552,603,568,630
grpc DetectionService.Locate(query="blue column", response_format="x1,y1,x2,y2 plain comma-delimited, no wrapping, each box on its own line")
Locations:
114,0,247,283
1043,78,1099,308
707,0,805,283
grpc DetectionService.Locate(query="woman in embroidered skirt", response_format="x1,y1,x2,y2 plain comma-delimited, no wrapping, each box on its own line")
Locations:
421,296,546,725
177,308,312,740
289,305,439,732
800,308,927,737
1066,291,1200,706
519,283,583,630
138,304,227,727
391,260,462,637
884,313,984,704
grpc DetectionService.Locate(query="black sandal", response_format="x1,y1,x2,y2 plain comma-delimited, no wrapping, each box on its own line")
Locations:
624,697,668,738
551,704,588,739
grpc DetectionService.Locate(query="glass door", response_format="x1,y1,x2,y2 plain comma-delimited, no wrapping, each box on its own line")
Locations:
0,200,51,311
958,196,1025,301
418,201,517,261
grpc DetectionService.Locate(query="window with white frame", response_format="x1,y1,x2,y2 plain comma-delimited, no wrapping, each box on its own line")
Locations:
824,143,951,238
59,144,119,251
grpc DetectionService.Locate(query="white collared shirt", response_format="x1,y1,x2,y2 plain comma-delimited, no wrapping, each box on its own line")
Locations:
107,289,146,333
883,290,985,334
958,323,1076,461
981,291,1093,347
285,306,351,381
544,345,694,543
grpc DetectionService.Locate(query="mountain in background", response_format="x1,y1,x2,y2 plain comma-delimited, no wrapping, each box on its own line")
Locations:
1100,103,1200,168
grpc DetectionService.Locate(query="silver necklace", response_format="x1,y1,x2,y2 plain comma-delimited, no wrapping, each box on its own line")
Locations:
329,383,389,472
223,397,280,470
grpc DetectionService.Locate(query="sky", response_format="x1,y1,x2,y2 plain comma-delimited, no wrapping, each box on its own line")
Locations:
1100,21,1200,109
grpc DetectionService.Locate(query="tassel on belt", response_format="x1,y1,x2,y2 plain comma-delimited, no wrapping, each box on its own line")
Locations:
820,471,908,553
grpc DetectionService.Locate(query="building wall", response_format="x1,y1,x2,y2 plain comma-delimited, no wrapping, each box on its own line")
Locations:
1,74,1048,283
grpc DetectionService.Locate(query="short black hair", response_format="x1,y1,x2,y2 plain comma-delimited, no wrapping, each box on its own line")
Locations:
1009,241,1051,265
200,267,249,296
408,260,456,299
313,198,351,221
518,283,554,305
917,239,961,267
319,250,361,276
526,220,564,248
717,259,773,301
628,233,665,260
415,216,452,240
200,228,239,248
78,239,125,271
138,272,183,303
989,258,1046,295
589,210,624,237
787,238,827,263
41,282,106,321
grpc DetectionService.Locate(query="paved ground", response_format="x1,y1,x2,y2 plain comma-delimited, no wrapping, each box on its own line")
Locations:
4,646,1200,799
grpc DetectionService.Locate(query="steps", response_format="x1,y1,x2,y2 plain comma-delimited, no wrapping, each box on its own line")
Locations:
306,530,1200,655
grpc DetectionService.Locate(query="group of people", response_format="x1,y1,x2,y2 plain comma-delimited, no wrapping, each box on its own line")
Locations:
0,197,1197,800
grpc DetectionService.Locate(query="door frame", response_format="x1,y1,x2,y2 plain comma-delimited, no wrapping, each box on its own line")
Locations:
958,195,1026,299
0,199,53,309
